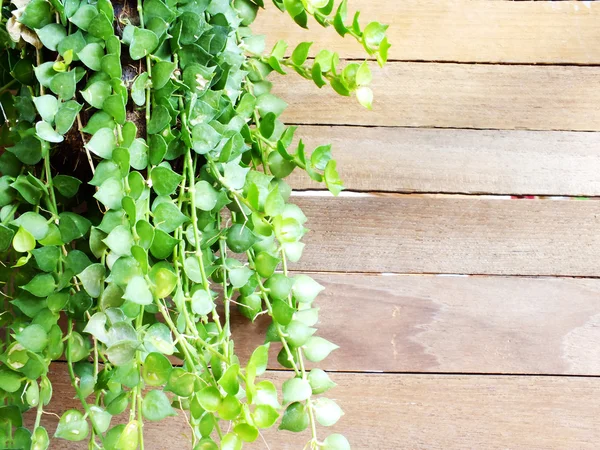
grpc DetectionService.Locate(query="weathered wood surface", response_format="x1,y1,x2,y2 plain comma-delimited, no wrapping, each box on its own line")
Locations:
254,0,600,65
231,274,600,375
288,126,600,196
274,62,600,131
291,195,600,276
38,364,600,450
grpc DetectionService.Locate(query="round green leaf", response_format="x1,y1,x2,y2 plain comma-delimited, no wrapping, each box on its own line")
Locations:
322,434,351,450
142,352,172,386
142,390,176,421
282,377,312,404
54,409,89,441
279,402,309,432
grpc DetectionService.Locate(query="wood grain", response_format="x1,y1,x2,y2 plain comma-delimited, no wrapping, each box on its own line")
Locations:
231,274,600,375
273,62,600,131
288,126,600,196
290,195,600,276
37,364,600,449
254,0,600,65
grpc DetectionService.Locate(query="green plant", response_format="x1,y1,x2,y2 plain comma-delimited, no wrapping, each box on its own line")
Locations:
0,0,388,448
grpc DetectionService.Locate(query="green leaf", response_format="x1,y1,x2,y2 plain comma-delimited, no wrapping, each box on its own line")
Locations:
356,86,373,110
18,0,52,29
149,229,178,259
144,323,174,355
191,290,213,316
12,211,49,240
147,105,171,134
279,402,309,432
252,405,279,429
7,137,42,166
142,352,172,386
16,324,48,353
198,386,221,413
21,273,55,297
303,336,339,362
150,267,177,298
59,213,91,243
233,423,258,443
130,27,159,60
253,252,280,278
36,121,64,143
226,224,258,253
36,23,67,51
292,275,324,304
308,368,336,395
152,61,175,90
55,100,82,135
88,12,114,40
265,273,293,301
31,246,60,272
131,72,149,106
49,71,76,100
78,43,104,71
153,202,189,233
69,5,97,30
81,80,112,109
191,123,220,154
122,275,153,305
0,370,22,393
313,398,343,427
106,340,139,366
151,165,182,196
322,434,351,450
291,42,312,66
128,138,148,170
86,127,116,159
103,94,126,125
257,94,287,117
32,427,50,450
247,343,269,377
32,95,59,123
89,406,112,434
77,263,105,298
165,368,194,397
218,364,240,396
324,160,344,196
282,377,312,404
13,226,35,253
363,21,389,51
94,178,124,210
102,225,133,256
142,390,176,421
54,175,81,198
194,180,218,211
54,410,89,442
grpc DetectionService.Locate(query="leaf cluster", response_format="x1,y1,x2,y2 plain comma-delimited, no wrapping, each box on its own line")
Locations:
0,0,387,449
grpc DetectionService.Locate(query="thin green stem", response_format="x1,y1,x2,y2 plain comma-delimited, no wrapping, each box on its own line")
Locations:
66,319,106,446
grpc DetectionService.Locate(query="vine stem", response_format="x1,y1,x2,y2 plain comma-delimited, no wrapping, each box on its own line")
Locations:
66,319,106,446
180,101,223,336
280,250,320,448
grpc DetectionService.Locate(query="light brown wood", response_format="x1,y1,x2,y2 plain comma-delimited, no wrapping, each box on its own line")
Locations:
37,364,600,449
254,0,600,65
289,195,600,276
273,62,600,131
231,274,600,375
288,126,600,196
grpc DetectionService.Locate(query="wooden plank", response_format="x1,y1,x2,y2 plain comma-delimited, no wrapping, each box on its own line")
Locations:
231,274,600,375
288,126,600,196
289,195,600,276
273,62,600,131
254,0,600,65
37,365,600,449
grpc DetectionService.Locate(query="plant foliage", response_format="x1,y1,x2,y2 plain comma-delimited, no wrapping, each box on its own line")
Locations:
0,0,387,448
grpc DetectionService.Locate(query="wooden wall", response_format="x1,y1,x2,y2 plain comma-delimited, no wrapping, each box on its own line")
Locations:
45,1,600,448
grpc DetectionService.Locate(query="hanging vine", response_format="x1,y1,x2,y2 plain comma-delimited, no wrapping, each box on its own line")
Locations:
0,0,388,448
